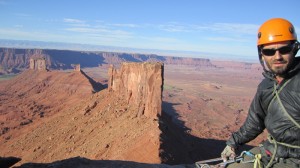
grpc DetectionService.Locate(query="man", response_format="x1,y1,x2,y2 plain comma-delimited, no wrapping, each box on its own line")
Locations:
221,18,300,168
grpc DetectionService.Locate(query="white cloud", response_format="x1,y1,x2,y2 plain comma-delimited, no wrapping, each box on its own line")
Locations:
158,23,191,32
63,18,89,27
65,27,102,33
110,23,139,28
63,19,134,42
65,27,132,37
63,18,85,23
206,37,249,42
0,28,30,37
140,36,180,43
0,28,64,41
206,23,258,35
14,25,23,28
156,22,258,35
1,18,261,57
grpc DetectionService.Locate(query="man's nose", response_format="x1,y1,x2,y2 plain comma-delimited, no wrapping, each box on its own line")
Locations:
273,50,283,59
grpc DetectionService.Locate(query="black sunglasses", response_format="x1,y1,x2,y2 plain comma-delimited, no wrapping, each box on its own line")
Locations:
261,44,294,56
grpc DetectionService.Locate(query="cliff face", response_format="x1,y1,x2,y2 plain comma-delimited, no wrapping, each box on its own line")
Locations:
0,48,51,74
0,48,213,75
29,58,47,70
0,62,164,166
108,62,164,119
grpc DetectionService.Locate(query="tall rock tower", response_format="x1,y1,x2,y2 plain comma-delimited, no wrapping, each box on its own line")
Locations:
29,58,46,70
108,62,164,119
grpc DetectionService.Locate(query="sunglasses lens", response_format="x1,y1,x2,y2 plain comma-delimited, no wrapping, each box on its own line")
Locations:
262,45,293,56
279,46,293,54
262,49,275,56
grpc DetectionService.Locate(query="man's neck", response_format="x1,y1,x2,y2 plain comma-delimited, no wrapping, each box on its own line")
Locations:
276,76,284,84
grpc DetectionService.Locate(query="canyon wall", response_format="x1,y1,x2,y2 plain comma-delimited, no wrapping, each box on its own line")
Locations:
29,58,47,70
108,62,164,119
0,48,213,74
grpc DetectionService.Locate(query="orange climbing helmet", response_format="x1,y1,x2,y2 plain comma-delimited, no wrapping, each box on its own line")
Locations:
257,18,300,72
257,18,297,46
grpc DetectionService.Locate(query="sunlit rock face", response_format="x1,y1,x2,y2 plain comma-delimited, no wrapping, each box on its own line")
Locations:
108,62,164,119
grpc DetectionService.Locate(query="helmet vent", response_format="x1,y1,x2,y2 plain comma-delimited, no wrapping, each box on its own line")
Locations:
258,32,261,39
289,27,294,34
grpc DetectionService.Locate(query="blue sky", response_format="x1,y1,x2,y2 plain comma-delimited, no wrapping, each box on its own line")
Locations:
1,0,299,61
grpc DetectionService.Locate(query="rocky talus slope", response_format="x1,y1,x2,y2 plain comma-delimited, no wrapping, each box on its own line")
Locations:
0,62,190,168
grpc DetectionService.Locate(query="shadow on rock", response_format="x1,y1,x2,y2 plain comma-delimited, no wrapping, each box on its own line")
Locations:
80,70,104,92
0,156,21,168
17,157,195,168
160,101,253,165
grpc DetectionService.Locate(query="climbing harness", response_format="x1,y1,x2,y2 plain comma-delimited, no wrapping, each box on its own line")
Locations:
195,151,256,168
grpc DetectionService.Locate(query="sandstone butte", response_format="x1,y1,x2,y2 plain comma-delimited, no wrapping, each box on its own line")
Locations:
0,60,196,168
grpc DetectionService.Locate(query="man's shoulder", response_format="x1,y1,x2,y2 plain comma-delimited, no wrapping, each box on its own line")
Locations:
257,77,273,91
287,69,300,88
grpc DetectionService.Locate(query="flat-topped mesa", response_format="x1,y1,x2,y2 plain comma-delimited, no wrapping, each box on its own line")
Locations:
108,62,164,119
29,58,47,70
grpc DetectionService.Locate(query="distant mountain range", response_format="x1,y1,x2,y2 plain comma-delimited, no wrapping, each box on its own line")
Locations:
0,39,256,62
0,47,215,75
0,39,206,57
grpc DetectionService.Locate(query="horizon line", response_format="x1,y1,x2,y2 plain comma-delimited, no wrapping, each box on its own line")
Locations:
0,38,258,63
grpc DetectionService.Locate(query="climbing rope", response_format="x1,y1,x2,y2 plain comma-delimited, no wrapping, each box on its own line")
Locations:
273,82,300,129
263,81,300,168
253,154,262,168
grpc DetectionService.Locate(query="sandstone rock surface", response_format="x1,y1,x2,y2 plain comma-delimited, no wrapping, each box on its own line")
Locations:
108,62,164,119
0,62,166,167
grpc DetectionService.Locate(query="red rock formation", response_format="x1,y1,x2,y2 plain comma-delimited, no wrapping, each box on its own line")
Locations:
29,58,47,70
0,62,162,165
0,48,215,75
108,62,164,119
